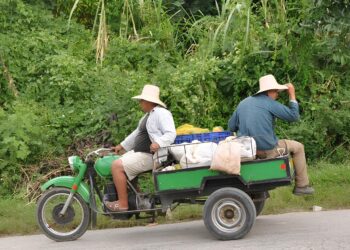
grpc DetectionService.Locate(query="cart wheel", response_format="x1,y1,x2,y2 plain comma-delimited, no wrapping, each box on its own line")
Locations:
252,191,268,216
254,200,265,217
203,187,256,240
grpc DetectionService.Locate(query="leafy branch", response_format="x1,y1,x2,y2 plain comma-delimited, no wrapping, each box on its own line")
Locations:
0,54,18,97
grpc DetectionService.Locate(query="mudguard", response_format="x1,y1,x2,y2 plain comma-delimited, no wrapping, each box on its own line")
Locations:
40,176,90,203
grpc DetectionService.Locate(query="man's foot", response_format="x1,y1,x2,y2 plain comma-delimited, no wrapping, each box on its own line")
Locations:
104,201,128,212
293,186,315,195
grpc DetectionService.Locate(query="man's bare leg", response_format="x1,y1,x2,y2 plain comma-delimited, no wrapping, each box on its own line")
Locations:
111,159,129,209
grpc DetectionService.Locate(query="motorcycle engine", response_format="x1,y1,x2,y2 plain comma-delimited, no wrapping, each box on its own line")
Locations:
102,183,138,213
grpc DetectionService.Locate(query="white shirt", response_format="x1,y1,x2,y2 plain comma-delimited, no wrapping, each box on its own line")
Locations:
121,106,176,152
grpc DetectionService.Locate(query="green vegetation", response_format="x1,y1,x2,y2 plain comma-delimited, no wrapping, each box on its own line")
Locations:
0,0,349,236
0,199,37,235
265,161,350,213
0,0,349,196
1,161,349,236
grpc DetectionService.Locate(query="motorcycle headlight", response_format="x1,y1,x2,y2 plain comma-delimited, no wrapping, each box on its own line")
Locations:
68,156,78,172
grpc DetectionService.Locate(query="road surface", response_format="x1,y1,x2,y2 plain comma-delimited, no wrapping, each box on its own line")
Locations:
1,210,349,250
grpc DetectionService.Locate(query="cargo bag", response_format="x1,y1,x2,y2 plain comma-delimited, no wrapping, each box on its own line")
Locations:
210,140,241,175
225,136,256,161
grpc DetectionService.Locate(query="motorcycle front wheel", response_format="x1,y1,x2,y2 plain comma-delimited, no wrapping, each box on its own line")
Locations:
36,187,90,241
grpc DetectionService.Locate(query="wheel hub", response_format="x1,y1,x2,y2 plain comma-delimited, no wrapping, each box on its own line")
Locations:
52,203,75,225
211,199,247,234
224,209,235,219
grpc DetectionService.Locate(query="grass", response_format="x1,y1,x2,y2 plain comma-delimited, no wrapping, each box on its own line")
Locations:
0,199,37,235
264,161,350,214
0,161,349,236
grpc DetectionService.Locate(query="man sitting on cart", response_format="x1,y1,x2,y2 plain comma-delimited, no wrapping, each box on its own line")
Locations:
228,74,314,195
105,84,176,211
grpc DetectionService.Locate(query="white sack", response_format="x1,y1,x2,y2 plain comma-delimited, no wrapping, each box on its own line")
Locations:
168,143,188,162
210,140,241,175
225,136,256,160
180,141,217,168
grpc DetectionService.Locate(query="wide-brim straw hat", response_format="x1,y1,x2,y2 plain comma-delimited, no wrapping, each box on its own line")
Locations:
132,84,166,108
255,74,288,95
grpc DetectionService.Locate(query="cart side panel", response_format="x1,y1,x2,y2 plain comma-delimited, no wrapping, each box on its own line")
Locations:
156,168,221,192
240,159,288,182
154,157,291,192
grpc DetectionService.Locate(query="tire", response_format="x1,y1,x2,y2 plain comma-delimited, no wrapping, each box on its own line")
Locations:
254,200,265,216
251,191,268,216
203,187,256,240
36,187,90,242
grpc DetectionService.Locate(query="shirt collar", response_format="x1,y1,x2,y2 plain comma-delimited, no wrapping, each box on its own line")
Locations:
150,105,160,113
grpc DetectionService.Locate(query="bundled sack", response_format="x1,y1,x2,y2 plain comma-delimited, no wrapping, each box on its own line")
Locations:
168,143,189,162
180,141,217,168
225,136,256,161
210,140,241,175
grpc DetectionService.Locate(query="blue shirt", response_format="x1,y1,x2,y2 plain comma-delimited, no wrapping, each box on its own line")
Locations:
228,94,300,150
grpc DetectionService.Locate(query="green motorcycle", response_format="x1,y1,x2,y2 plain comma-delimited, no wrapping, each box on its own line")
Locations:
36,147,294,242
36,148,158,241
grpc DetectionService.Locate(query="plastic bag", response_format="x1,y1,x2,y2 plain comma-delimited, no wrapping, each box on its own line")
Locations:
210,140,241,175
225,136,256,160
168,143,189,162
180,141,217,168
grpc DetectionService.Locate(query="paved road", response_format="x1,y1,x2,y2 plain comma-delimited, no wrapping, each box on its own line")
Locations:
1,210,349,250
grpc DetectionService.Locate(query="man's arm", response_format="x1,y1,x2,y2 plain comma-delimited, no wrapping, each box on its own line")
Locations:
228,110,239,132
153,109,176,149
112,144,125,155
270,101,300,122
120,118,143,151
271,83,300,122
285,83,296,101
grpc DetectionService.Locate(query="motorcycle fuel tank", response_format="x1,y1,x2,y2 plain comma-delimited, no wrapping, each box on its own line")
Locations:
94,154,120,177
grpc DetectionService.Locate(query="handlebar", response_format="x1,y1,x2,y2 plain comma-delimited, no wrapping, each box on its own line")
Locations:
85,148,114,161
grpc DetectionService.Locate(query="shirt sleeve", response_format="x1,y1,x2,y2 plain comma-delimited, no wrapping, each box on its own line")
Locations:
270,100,300,122
120,116,145,151
228,110,239,132
154,109,176,147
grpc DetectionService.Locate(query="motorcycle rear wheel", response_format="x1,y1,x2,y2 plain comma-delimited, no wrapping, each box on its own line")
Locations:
36,187,90,241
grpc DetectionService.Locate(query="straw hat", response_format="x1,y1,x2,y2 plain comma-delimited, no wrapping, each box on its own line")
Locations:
132,84,166,108
255,74,288,95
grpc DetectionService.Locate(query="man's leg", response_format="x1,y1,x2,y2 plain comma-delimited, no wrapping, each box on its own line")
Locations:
111,159,128,209
281,140,309,187
108,151,153,210
257,140,313,195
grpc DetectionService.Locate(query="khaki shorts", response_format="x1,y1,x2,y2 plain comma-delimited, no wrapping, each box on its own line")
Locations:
120,150,154,180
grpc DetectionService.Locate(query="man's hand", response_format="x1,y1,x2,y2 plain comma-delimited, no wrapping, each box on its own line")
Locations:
285,83,296,100
111,144,125,155
150,142,160,153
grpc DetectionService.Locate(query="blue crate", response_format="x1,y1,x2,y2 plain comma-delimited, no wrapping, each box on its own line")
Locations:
174,131,232,144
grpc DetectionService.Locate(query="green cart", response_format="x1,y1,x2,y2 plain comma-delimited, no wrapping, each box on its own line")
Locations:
36,148,294,242
154,154,294,240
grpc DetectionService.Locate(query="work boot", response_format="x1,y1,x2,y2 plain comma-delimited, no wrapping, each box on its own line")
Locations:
293,186,315,195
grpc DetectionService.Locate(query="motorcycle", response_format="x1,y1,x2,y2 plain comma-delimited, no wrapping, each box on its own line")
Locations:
36,146,294,241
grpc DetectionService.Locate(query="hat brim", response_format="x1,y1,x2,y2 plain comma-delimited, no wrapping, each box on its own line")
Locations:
132,95,167,108
254,85,288,95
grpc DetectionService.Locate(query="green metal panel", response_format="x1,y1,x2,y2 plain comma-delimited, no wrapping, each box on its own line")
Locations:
240,159,287,182
41,176,90,203
155,159,288,192
94,155,120,177
156,168,221,191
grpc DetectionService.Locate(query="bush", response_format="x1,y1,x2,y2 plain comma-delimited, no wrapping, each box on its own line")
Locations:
0,0,349,195
0,101,51,194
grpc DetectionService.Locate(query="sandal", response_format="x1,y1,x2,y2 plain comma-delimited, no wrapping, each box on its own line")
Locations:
104,201,128,212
